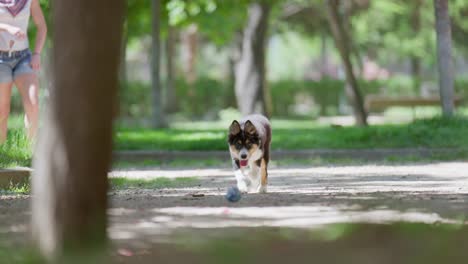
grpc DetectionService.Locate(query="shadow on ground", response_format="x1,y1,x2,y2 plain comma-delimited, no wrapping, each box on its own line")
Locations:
1,162,468,263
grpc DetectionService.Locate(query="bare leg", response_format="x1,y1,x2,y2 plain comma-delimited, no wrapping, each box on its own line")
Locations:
14,73,39,140
0,82,13,143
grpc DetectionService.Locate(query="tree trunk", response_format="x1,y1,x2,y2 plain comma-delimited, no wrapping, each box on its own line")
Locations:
411,0,422,93
434,0,455,116
120,23,128,86
152,0,166,127
182,24,198,98
326,0,368,126
225,31,243,108
118,22,128,117
164,25,177,113
31,0,124,260
235,1,272,117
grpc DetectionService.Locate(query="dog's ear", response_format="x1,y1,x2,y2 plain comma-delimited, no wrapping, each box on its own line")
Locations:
244,120,257,135
229,120,241,135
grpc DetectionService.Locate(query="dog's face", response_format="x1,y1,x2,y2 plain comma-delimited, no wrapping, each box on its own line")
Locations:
228,120,261,167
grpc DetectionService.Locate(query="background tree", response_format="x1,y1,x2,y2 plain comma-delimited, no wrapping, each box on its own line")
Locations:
32,0,124,259
152,0,167,127
326,0,368,126
165,25,178,113
434,0,455,117
235,1,273,116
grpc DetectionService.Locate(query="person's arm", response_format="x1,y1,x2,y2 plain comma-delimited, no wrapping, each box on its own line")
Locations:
30,0,47,70
0,22,26,39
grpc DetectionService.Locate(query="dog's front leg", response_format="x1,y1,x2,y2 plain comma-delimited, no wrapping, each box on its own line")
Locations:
233,159,249,193
249,160,261,192
257,158,268,193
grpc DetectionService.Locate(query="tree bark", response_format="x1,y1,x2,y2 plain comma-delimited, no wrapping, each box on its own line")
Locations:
164,25,177,113
235,1,272,117
434,0,455,116
31,0,124,260
326,0,368,126
152,0,166,127
120,17,128,86
182,24,198,100
411,0,422,93
226,31,243,108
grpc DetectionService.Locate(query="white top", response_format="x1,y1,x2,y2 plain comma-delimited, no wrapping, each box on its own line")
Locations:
0,0,31,51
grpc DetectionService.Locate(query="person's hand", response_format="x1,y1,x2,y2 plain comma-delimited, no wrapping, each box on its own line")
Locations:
30,53,41,70
6,26,26,40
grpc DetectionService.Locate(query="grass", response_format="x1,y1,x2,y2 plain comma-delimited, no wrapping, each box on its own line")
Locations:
114,158,229,169
0,115,32,168
109,176,199,190
3,115,468,169
113,148,468,170
115,116,468,151
0,176,200,195
0,182,30,195
0,129,32,168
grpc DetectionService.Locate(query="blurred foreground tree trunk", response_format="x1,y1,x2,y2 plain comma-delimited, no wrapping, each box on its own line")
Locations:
152,0,166,127
434,0,455,117
165,25,177,113
31,0,124,260
120,21,128,87
326,0,368,126
235,1,272,117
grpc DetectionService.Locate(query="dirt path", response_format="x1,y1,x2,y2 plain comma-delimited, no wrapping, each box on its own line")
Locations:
108,162,468,241
1,161,468,262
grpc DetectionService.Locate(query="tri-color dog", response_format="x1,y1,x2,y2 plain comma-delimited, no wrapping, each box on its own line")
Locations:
228,114,271,193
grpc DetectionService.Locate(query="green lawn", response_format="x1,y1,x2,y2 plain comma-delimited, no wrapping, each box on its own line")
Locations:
0,177,200,195
115,116,468,151
2,115,468,168
0,129,32,168
110,176,199,190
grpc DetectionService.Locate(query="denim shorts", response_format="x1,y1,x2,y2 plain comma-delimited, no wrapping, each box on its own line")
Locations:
0,49,35,83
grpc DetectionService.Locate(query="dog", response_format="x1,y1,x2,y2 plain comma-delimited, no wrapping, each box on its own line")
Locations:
228,114,271,193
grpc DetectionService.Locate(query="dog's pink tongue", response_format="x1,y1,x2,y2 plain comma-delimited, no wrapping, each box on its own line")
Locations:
240,160,248,167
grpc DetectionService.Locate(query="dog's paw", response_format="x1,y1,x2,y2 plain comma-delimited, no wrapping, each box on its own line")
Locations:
237,181,249,193
257,185,267,194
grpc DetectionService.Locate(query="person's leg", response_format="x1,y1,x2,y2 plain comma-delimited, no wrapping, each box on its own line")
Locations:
14,73,39,140
14,50,40,141
0,82,13,143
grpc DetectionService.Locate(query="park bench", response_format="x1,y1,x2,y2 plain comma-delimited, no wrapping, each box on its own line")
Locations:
365,95,464,112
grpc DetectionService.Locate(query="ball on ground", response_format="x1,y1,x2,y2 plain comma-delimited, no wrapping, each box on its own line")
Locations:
225,186,242,202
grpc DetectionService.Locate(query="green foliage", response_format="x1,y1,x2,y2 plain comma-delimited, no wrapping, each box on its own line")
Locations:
119,77,468,120
270,79,343,117
119,78,229,118
455,78,468,96
175,77,229,117
178,0,248,46
351,0,436,66
126,0,248,46
119,81,153,118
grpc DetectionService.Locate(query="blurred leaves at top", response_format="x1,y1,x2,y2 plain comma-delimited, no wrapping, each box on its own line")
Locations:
20,0,468,120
